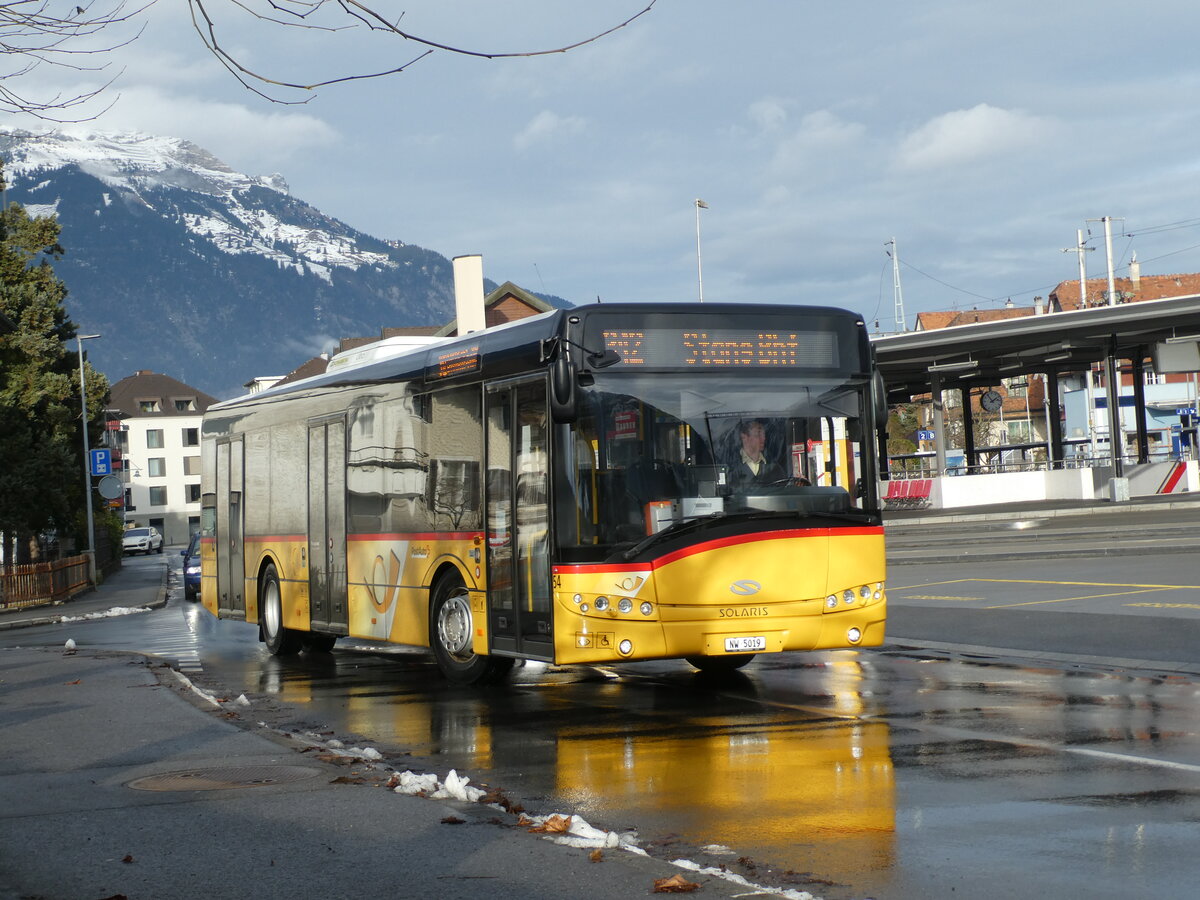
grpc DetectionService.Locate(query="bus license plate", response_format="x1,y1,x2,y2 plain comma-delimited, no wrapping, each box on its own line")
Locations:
724,636,766,652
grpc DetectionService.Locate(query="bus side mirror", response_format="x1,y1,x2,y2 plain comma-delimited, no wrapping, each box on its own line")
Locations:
550,355,577,423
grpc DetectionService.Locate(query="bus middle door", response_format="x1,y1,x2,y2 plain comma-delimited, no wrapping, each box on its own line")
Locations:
215,437,245,618
307,416,349,635
485,378,553,661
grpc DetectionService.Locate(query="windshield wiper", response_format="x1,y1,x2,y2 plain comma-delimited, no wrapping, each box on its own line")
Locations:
621,513,728,561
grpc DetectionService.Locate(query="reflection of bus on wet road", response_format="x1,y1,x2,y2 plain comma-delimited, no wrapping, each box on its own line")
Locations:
199,302,887,682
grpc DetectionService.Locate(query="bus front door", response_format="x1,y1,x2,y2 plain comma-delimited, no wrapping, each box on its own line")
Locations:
485,379,553,661
215,437,245,618
308,417,349,634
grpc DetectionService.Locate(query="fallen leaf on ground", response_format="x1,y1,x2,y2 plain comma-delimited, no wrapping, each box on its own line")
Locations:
121,854,135,864
441,815,465,825
527,814,572,834
652,874,699,893
589,849,604,863
64,679,80,685
329,775,368,784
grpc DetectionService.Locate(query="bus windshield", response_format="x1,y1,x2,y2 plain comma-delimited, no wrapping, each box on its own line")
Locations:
557,371,876,560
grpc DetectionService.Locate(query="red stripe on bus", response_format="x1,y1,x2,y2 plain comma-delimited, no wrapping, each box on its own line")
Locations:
347,532,483,542
553,526,883,574
653,526,883,568
553,563,654,575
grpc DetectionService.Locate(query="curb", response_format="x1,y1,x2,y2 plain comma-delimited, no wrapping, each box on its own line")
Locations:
0,560,169,631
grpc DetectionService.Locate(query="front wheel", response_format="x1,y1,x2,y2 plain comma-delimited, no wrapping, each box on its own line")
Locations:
429,573,514,685
260,563,301,656
686,654,756,673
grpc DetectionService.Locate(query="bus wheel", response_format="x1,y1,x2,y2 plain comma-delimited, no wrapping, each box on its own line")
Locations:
686,654,756,673
429,574,514,685
261,564,301,656
302,633,337,653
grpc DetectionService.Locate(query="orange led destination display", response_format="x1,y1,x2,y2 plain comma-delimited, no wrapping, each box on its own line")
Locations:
427,344,482,380
601,328,838,368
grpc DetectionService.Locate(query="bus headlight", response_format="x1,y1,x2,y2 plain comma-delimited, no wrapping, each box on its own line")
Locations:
859,584,872,599
594,596,609,611
618,639,633,656
618,597,633,614
826,595,838,609
573,593,583,604
640,601,653,616
847,627,862,644
843,589,855,605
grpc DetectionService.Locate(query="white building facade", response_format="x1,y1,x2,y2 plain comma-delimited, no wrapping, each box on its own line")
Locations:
107,371,218,546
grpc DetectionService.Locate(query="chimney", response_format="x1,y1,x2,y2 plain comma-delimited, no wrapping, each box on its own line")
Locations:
1034,295,1044,315
1129,252,1140,291
452,254,487,335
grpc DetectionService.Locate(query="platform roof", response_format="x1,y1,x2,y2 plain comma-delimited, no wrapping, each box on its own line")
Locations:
872,293,1200,400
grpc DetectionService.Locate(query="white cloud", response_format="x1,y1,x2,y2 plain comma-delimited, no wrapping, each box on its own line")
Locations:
747,97,791,132
513,110,588,151
768,110,867,176
896,103,1053,171
89,87,339,170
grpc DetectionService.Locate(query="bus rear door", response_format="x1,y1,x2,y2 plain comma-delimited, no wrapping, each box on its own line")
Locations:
485,378,553,661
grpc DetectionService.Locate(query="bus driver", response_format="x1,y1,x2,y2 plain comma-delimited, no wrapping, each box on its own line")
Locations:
731,419,786,488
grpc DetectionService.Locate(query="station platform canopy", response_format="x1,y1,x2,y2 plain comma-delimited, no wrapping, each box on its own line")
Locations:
872,293,1200,401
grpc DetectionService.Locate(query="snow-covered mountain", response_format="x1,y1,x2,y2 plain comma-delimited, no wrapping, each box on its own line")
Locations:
0,129,558,398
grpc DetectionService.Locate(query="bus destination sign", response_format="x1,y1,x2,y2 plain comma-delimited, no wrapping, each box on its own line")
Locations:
427,344,482,381
601,328,838,368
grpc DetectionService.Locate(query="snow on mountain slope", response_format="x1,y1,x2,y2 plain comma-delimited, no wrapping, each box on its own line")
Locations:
0,128,392,279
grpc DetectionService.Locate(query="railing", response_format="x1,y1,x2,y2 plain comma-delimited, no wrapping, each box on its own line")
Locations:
0,554,92,611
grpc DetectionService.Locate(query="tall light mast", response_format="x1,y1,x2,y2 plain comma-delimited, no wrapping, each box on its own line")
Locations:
886,238,906,333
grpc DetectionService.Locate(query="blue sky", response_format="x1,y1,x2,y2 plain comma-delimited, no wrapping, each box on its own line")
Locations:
18,1,1200,330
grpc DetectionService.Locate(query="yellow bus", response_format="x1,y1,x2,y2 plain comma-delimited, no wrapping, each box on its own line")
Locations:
200,303,887,683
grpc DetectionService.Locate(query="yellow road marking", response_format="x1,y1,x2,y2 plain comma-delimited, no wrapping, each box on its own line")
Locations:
987,587,1189,609
1126,602,1200,610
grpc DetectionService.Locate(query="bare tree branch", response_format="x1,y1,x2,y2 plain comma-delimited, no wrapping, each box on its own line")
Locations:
186,0,659,103
0,2,657,116
0,0,148,119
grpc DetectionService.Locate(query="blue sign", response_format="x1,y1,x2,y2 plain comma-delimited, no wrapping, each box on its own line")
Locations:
1176,408,1196,416
89,448,112,476
916,429,936,441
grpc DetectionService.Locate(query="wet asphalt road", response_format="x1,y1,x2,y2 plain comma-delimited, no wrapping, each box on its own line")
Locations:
6,550,1200,899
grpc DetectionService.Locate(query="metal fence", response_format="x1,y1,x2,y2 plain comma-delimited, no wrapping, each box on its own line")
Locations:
0,555,92,611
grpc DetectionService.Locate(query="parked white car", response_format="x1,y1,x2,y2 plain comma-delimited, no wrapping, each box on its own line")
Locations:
122,526,163,555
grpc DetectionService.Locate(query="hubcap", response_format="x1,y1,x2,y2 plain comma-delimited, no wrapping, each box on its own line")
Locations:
437,591,474,662
263,580,280,637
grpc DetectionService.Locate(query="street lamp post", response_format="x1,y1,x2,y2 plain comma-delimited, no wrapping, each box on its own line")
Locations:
77,333,100,577
694,199,708,302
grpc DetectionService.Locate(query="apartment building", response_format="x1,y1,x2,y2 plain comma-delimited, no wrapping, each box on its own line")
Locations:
107,371,218,545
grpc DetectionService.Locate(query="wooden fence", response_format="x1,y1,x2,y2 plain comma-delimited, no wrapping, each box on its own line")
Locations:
0,555,92,611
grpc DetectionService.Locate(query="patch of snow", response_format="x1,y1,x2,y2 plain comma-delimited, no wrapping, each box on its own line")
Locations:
60,606,150,622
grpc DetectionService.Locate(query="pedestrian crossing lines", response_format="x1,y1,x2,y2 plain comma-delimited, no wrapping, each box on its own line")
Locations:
135,596,204,674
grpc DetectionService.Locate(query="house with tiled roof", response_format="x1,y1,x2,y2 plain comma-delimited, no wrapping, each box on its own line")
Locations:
108,371,219,543
267,282,557,389
1049,268,1200,311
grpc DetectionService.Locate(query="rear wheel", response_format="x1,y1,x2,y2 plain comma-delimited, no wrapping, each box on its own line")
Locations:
686,654,756,673
429,572,514,685
261,563,301,656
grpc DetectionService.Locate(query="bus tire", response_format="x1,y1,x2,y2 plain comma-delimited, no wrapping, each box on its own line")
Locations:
302,633,338,653
686,654,756,673
260,563,302,656
429,572,514,685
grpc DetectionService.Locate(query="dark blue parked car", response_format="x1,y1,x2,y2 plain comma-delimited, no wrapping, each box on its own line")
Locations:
181,532,201,601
